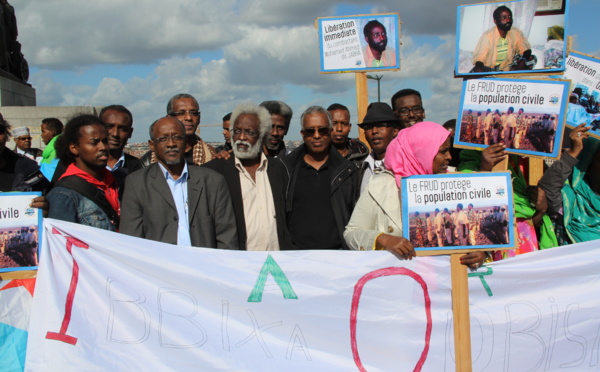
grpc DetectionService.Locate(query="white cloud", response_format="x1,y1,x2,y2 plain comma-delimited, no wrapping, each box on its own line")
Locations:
15,0,240,68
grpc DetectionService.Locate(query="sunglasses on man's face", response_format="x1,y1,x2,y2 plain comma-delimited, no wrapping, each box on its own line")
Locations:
17,136,32,141
302,127,331,137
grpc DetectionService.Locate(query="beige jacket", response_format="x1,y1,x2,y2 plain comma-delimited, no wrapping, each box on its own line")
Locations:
344,170,403,250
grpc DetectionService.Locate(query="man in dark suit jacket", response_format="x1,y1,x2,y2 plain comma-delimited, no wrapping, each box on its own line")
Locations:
120,116,238,249
203,103,293,250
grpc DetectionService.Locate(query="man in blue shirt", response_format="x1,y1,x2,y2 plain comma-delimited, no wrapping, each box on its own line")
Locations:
120,117,238,249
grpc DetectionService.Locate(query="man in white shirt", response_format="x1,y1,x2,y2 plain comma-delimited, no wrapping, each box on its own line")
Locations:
203,104,293,250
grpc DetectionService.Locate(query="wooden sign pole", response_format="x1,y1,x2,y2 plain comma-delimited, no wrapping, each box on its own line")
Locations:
451,253,473,372
356,72,369,147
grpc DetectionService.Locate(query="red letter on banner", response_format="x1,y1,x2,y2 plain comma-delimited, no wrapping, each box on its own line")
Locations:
45,227,89,345
349,267,432,372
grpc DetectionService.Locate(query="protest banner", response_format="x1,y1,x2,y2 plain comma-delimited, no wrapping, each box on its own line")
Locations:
454,77,570,158
12,220,600,371
26,219,453,371
455,0,567,76
401,172,515,251
0,193,42,273
317,14,400,73
563,51,600,138
0,278,35,372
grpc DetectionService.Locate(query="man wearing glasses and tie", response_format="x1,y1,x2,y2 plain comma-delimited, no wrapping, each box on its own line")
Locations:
140,93,217,167
281,106,360,250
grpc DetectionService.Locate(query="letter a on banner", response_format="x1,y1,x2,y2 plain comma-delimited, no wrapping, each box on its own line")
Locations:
247,254,298,302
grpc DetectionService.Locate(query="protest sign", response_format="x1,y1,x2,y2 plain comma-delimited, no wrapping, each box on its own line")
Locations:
16,220,600,371
26,219,452,371
454,77,570,158
401,172,514,251
317,14,400,73
563,51,600,138
0,193,42,273
455,0,567,76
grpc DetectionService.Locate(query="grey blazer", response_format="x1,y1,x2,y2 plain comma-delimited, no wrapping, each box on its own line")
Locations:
120,163,239,250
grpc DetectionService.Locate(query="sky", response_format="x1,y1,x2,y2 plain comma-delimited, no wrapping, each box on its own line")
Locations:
13,0,599,144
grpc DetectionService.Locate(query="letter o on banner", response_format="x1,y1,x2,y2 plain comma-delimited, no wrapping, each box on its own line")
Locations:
349,267,432,372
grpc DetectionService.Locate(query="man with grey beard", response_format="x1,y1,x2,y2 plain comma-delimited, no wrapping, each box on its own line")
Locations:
121,116,238,249
203,104,294,250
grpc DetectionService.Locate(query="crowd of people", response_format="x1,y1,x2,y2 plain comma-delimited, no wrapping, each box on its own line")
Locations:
0,226,38,267
459,107,559,153
0,88,598,271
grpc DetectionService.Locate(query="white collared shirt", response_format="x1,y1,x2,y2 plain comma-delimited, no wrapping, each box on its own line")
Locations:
234,153,279,251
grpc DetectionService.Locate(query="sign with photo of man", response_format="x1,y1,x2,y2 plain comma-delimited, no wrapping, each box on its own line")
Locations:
317,14,400,73
455,0,567,76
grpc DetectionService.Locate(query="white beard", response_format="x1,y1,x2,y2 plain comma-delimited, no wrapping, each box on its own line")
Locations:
232,139,262,159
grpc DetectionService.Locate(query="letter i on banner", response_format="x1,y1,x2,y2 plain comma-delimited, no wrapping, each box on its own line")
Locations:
45,228,89,345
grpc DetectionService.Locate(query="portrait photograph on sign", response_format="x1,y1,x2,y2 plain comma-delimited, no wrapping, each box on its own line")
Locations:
0,192,42,272
455,0,568,76
318,13,400,73
401,173,514,251
563,51,600,138
454,77,570,158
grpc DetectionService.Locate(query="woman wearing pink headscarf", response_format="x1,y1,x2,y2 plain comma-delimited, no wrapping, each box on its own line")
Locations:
344,121,486,269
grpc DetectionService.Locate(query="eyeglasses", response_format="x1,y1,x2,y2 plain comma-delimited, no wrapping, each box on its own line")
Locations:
361,122,395,131
153,135,185,143
232,129,258,138
17,136,32,141
395,105,424,117
168,110,201,117
302,127,331,137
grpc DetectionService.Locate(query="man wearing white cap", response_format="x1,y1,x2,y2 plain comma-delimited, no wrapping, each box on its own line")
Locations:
13,127,42,162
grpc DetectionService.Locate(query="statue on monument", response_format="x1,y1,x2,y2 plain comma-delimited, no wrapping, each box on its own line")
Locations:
0,0,28,82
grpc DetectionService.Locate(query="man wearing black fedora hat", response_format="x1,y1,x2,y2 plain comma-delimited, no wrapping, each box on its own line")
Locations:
358,102,401,192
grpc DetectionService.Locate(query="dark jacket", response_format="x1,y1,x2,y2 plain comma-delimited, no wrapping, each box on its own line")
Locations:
202,156,294,250
0,149,50,192
113,153,143,200
281,144,361,250
345,138,369,163
120,163,239,249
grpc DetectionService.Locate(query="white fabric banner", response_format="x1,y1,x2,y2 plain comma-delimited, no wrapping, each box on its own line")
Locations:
24,219,600,371
25,220,452,371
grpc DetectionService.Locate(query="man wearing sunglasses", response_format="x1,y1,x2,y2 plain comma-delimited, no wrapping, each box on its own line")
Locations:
203,104,293,251
358,102,401,193
281,106,360,250
12,126,42,161
140,93,217,167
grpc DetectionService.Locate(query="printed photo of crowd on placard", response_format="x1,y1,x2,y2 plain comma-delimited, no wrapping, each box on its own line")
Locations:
0,225,39,269
408,204,510,248
458,107,560,153
566,85,600,135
